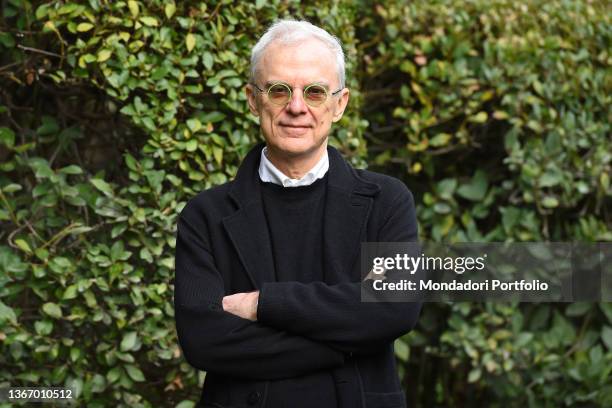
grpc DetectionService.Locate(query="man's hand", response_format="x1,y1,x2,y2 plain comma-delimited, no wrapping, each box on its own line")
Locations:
222,291,259,321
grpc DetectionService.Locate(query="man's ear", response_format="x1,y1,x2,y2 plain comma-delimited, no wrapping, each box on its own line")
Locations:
332,88,350,122
246,84,260,116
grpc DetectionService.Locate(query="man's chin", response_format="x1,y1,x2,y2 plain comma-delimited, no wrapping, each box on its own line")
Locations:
269,138,325,158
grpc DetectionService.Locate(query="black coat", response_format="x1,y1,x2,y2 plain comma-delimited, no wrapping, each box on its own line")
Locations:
174,143,421,408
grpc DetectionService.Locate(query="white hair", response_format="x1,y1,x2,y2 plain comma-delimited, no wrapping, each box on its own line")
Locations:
250,19,346,88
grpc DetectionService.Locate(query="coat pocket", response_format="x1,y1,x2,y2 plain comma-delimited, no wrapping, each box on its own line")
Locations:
364,391,406,408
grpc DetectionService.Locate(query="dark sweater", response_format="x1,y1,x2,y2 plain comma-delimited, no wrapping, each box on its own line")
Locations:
260,175,337,407
260,175,327,283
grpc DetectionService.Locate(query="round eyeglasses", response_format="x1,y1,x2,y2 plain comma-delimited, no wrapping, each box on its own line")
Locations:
251,82,343,107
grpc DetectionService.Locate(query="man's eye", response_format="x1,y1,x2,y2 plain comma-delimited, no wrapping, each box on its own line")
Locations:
306,86,326,99
269,85,289,95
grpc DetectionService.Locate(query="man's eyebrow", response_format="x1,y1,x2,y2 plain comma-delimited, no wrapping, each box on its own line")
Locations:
263,80,331,88
264,80,289,87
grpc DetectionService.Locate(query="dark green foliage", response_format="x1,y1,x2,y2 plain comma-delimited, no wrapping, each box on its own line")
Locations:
0,0,610,407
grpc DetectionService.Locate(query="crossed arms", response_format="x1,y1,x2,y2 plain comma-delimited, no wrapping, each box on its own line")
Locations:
174,187,421,380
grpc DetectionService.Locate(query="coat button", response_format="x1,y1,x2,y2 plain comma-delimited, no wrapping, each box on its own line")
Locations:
247,391,261,405
208,303,220,311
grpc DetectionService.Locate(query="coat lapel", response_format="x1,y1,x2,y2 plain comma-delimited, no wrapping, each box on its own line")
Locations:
222,144,275,289
323,147,380,284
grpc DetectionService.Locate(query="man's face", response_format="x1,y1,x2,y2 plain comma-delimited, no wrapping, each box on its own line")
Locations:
246,38,350,160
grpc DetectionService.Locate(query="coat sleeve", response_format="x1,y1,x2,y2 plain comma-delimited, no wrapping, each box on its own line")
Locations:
256,185,422,355
174,209,345,380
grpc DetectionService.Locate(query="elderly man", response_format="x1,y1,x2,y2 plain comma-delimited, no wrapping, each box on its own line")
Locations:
175,19,421,408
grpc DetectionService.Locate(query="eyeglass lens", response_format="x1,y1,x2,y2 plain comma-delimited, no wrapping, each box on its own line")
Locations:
267,83,329,106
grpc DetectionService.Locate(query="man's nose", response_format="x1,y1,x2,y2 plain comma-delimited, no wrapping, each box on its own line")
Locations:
286,89,308,114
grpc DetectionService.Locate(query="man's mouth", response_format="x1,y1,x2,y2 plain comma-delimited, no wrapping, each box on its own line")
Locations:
280,124,311,128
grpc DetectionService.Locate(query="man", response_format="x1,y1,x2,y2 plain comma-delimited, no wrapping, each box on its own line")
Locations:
174,19,421,408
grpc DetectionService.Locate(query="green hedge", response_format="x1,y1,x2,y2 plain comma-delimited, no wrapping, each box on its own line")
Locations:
0,0,610,407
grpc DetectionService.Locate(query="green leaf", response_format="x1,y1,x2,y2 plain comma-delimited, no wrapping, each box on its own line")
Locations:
436,178,457,200
186,33,196,52
213,146,223,165
90,178,114,196
565,302,591,317
469,111,488,123
76,22,94,32
125,365,145,382
600,172,610,191
457,170,488,201
107,367,121,383
59,165,83,175
165,2,176,19
541,196,559,208
97,49,112,63
63,285,78,300
201,111,225,123
91,374,106,393
128,0,139,17
69,225,93,235
539,172,562,188
0,300,17,324
186,118,202,133
125,154,139,171
140,16,158,27
111,223,127,239
36,116,59,136
202,52,214,70
42,302,62,319
468,368,481,383
175,401,195,408
600,304,612,323
3,183,22,193
70,347,81,362
515,332,533,348
14,239,32,254
394,339,409,362
0,32,15,48
0,127,15,148
34,320,53,335
430,133,451,147
602,326,612,351
433,202,452,214
120,332,138,351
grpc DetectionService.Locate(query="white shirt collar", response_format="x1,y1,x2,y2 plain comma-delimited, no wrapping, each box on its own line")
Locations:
258,146,329,188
